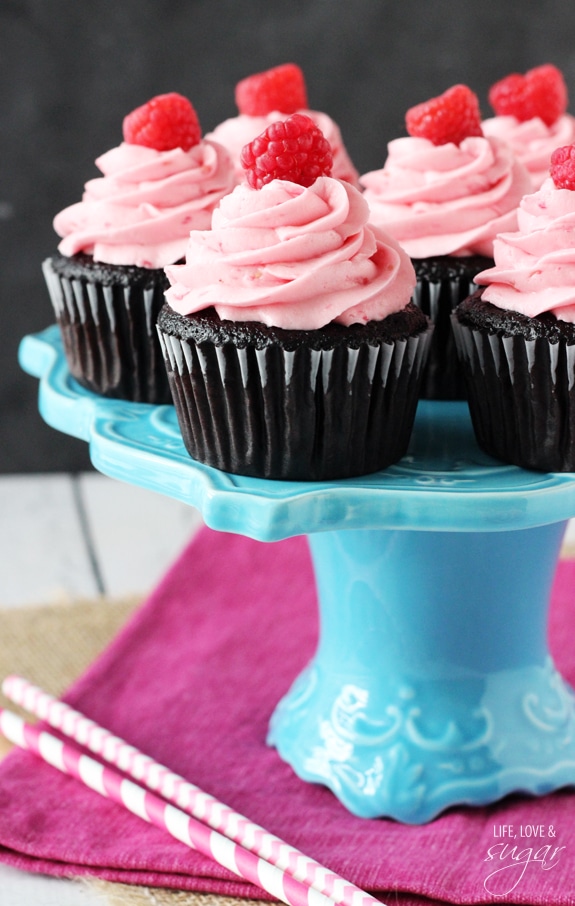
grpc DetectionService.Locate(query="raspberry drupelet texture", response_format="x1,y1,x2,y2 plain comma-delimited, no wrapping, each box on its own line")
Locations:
488,64,568,127
240,113,333,189
122,92,202,152
235,63,308,116
550,143,575,190
405,84,483,147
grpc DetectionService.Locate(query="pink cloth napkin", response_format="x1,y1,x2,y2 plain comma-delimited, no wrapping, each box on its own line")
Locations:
0,525,574,905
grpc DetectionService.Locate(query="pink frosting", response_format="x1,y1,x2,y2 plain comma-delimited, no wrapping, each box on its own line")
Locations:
206,109,360,188
482,114,575,190
360,135,532,258
475,177,575,322
165,176,416,330
54,140,238,268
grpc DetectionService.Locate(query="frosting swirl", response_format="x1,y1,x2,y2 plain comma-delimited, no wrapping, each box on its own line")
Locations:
206,109,360,187
360,135,532,258
54,140,238,268
475,176,575,322
165,176,416,330
482,114,575,190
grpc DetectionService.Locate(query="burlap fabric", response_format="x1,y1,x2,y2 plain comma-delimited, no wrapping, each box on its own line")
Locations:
0,597,270,906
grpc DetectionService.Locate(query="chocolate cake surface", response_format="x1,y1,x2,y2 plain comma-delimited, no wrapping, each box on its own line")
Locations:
49,251,170,290
455,289,575,344
413,254,493,284
157,300,429,352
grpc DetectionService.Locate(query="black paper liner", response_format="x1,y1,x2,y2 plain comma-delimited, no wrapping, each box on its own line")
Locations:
42,253,172,404
157,303,433,481
413,254,493,401
452,291,575,472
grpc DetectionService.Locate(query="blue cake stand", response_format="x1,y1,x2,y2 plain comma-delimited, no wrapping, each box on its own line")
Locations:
20,326,575,824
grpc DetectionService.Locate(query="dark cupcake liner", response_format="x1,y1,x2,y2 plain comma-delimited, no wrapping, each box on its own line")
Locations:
452,313,575,472
413,255,493,401
42,255,172,404
157,320,433,481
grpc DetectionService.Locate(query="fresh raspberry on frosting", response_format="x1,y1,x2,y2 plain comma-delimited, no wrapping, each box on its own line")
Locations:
405,84,483,146
235,63,308,116
240,113,333,189
488,64,568,127
122,92,202,152
550,143,575,190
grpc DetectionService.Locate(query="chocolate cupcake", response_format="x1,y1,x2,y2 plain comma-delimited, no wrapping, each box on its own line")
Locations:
412,254,493,399
158,301,429,480
43,252,170,403
360,84,532,400
452,149,575,472
43,92,237,403
158,114,432,481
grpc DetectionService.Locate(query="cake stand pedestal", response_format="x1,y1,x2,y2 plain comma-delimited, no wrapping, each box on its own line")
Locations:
19,326,575,824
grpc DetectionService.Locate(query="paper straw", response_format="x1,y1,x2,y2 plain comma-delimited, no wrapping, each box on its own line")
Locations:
0,706,341,906
2,675,381,906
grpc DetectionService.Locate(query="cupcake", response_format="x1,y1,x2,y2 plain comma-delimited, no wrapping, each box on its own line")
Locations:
157,114,432,481
452,143,575,472
206,63,360,187
360,84,532,399
43,92,237,403
482,63,575,191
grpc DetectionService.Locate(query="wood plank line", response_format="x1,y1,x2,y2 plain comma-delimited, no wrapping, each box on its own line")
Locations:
70,474,106,597
77,473,203,599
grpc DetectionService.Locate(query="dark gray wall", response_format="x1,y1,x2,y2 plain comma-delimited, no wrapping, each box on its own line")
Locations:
2,0,575,472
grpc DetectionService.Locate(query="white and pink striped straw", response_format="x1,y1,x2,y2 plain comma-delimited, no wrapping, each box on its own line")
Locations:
2,676,382,906
0,706,348,906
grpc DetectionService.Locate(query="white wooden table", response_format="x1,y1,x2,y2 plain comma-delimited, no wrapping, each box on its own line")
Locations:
0,471,203,905
2,471,575,906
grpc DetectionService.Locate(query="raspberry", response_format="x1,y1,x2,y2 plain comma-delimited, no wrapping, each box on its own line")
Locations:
550,143,575,190
405,84,483,147
122,92,201,152
235,63,308,116
240,113,332,189
488,64,568,127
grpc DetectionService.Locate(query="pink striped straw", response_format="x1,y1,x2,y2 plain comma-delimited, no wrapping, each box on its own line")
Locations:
2,676,381,906
0,706,344,906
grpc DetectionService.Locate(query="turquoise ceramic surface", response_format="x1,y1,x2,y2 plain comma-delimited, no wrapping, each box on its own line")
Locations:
20,326,575,822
